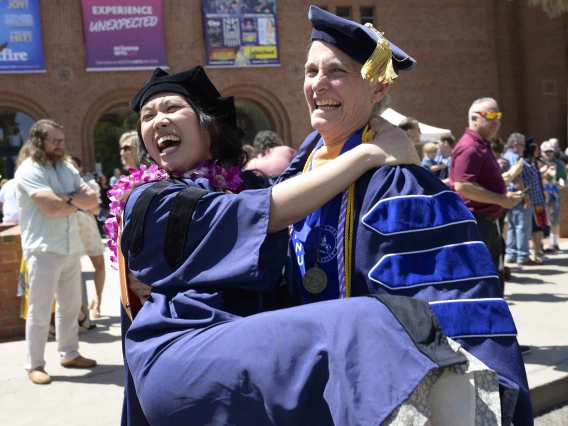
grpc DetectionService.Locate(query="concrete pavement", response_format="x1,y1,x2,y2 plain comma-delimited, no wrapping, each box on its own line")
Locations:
505,241,568,417
0,253,124,426
0,242,566,425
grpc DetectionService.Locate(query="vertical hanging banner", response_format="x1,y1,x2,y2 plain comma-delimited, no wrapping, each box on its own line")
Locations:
202,0,279,68
0,0,45,74
81,0,167,71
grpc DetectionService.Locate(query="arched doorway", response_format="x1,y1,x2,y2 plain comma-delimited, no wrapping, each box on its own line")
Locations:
93,105,137,179
0,108,35,178
234,99,273,144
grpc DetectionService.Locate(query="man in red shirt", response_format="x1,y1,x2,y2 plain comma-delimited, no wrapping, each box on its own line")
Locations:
450,97,522,292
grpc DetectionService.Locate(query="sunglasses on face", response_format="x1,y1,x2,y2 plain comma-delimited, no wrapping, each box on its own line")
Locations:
120,146,132,152
475,111,502,120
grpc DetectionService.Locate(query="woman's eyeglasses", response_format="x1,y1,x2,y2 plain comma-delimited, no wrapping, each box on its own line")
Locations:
475,111,502,120
120,146,132,152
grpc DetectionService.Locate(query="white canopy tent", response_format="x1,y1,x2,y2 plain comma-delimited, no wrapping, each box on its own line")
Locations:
380,108,452,142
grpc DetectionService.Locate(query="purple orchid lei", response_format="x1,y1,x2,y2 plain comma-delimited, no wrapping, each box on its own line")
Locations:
103,160,243,267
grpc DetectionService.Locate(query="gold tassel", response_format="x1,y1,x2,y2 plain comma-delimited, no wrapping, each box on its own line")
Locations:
361,23,398,84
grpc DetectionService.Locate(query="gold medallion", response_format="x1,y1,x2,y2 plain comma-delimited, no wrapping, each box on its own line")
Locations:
303,267,328,294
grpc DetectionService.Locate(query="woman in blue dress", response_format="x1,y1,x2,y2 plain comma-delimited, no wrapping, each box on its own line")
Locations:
117,66,501,426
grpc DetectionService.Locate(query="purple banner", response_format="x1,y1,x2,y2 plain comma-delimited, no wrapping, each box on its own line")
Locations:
81,0,167,71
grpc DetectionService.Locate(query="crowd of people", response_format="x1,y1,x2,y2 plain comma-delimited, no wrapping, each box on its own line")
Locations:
2,4,566,426
410,108,566,279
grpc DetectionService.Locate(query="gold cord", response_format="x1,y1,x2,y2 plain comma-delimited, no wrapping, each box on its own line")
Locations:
345,125,369,297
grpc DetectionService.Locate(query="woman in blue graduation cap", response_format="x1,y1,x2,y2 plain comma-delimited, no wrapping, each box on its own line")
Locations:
116,65,503,426
278,6,532,426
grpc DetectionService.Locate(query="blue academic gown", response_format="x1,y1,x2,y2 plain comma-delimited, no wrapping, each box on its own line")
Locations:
281,130,533,426
119,173,468,426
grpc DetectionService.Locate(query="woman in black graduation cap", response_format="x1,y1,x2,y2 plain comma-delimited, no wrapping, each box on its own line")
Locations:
115,66,499,426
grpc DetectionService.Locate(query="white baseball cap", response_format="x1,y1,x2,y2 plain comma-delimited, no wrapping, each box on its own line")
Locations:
540,141,554,152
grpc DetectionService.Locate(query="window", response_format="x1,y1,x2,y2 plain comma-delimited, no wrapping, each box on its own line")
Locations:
234,99,273,144
336,6,352,20
94,105,138,179
0,108,35,178
360,7,374,25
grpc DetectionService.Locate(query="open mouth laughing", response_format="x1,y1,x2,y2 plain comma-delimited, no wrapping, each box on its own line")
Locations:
314,99,342,111
157,134,181,155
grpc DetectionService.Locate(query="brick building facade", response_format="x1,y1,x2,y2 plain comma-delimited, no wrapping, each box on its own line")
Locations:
0,0,566,173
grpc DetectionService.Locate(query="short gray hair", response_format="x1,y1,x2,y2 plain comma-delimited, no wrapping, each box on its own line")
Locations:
372,88,391,116
506,132,525,148
468,97,498,126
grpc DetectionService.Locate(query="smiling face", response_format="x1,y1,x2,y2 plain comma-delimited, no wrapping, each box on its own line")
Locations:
140,92,212,172
120,137,136,169
304,41,387,145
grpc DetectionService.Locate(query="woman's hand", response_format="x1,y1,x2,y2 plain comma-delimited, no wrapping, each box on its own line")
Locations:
366,117,421,167
128,272,152,304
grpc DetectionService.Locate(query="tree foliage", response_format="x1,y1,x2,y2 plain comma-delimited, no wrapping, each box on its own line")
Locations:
527,0,568,17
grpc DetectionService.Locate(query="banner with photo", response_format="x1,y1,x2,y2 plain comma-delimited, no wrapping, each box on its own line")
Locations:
0,0,45,74
202,0,279,67
81,0,167,71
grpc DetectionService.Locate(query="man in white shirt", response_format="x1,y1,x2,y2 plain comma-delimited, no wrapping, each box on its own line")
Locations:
16,119,99,385
0,179,20,223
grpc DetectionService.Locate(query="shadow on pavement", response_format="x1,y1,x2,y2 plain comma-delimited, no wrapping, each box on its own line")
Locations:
523,345,568,372
513,268,567,276
508,275,548,284
506,293,568,303
82,271,95,282
50,364,125,386
79,316,122,344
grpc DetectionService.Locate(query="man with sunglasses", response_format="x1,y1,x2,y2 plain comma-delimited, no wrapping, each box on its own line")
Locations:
450,98,523,292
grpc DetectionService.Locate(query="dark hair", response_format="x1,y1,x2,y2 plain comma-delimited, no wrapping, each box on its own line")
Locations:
491,140,505,155
438,133,456,148
398,117,420,131
71,156,81,168
252,130,283,157
523,143,537,161
136,95,249,170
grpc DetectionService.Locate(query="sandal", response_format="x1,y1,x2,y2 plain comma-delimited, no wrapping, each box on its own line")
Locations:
88,299,101,319
78,314,97,332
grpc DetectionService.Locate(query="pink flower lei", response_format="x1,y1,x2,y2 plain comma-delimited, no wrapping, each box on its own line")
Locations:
104,160,243,267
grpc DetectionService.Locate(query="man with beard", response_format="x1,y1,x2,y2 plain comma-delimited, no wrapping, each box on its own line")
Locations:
15,119,98,385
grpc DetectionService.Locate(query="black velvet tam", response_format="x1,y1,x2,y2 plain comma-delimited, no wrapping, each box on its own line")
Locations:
130,66,244,136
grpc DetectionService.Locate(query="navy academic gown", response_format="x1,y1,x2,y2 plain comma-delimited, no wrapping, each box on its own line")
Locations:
119,173,467,426
281,130,533,426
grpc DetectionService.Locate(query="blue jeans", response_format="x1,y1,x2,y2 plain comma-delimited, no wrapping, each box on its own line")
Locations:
506,204,532,262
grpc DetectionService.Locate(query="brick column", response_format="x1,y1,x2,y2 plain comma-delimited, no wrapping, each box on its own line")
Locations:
560,187,568,238
0,225,24,339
